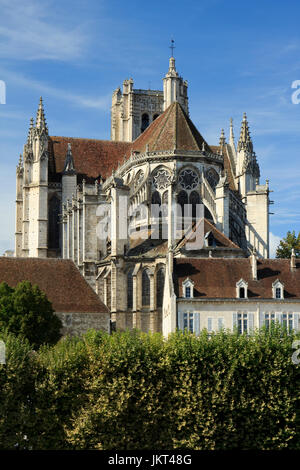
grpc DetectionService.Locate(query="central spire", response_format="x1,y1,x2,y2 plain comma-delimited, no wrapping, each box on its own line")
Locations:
163,42,189,115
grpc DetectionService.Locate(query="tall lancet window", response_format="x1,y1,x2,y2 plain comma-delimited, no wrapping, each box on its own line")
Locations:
189,191,201,222
48,194,61,249
177,190,188,231
127,269,134,309
156,267,165,308
142,269,151,307
141,113,150,133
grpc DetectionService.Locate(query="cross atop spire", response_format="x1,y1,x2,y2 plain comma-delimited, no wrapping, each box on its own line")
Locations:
169,39,175,57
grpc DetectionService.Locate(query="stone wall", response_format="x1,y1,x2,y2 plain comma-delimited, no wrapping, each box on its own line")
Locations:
57,311,110,337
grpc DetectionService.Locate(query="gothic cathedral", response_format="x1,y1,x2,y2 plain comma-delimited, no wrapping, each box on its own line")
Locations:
15,55,271,333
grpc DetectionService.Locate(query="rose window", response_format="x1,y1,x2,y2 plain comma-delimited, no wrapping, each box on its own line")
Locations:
179,169,199,190
153,169,172,191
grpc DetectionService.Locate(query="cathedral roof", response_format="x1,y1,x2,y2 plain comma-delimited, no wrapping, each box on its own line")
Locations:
176,218,242,252
210,144,237,192
174,258,300,299
124,219,241,258
47,103,232,184
127,101,211,155
0,257,109,314
48,136,131,181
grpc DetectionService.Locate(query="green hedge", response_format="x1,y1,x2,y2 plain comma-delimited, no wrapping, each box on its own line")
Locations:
0,327,299,450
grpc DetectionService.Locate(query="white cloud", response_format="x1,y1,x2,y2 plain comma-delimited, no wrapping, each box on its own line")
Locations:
269,232,281,258
0,0,88,61
0,67,111,110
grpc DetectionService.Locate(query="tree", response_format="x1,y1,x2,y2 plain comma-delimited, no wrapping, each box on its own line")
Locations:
0,281,62,349
276,230,300,258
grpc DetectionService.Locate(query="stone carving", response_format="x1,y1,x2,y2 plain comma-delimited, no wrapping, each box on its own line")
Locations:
152,168,172,191
178,169,199,190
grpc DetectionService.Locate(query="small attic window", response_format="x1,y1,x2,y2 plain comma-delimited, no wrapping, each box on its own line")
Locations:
272,280,284,300
236,279,248,299
204,231,217,248
182,278,194,299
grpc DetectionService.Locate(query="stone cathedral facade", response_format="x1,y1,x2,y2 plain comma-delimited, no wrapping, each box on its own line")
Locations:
15,56,277,335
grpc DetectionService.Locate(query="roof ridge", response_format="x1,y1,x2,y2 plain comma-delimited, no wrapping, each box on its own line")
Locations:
178,103,200,150
152,102,176,150
50,136,131,145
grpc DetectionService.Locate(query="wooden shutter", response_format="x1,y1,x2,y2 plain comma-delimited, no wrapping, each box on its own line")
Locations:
232,313,237,332
218,317,224,331
293,313,299,332
178,312,184,331
248,313,254,333
194,313,200,336
259,311,265,329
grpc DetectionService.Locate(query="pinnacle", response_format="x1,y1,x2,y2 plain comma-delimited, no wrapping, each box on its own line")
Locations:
229,117,235,145
219,128,226,146
63,142,76,174
36,96,48,133
238,112,253,152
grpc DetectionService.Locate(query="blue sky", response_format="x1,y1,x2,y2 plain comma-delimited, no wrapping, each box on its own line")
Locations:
1,0,300,257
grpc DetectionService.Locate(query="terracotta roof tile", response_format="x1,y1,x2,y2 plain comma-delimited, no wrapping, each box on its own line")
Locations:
48,136,131,181
127,102,212,155
174,258,300,299
176,218,241,251
0,257,109,314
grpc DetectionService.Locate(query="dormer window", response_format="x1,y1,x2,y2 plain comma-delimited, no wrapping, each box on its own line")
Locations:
272,280,284,300
182,278,194,299
236,279,248,299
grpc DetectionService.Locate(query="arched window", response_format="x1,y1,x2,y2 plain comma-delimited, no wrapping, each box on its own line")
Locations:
48,195,61,249
127,269,134,309
141,113,150,133
206,168,219,191
177,190,188,231
142,269,151,306
156,268,165,308
153,114,159,121
151,191,161,205
189,191,201,221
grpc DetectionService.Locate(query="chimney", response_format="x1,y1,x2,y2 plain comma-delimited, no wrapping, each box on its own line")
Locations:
251,248,257,280
291,248,296,271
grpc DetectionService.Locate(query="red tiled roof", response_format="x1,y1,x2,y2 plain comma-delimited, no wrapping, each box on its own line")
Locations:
48,136,131,180
127,102,212,155
177,218,241,251
0,257,109,314
174,258,300,299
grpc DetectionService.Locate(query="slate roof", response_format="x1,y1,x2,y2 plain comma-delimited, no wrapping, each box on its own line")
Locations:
174,258,300,299
0,257,109,314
